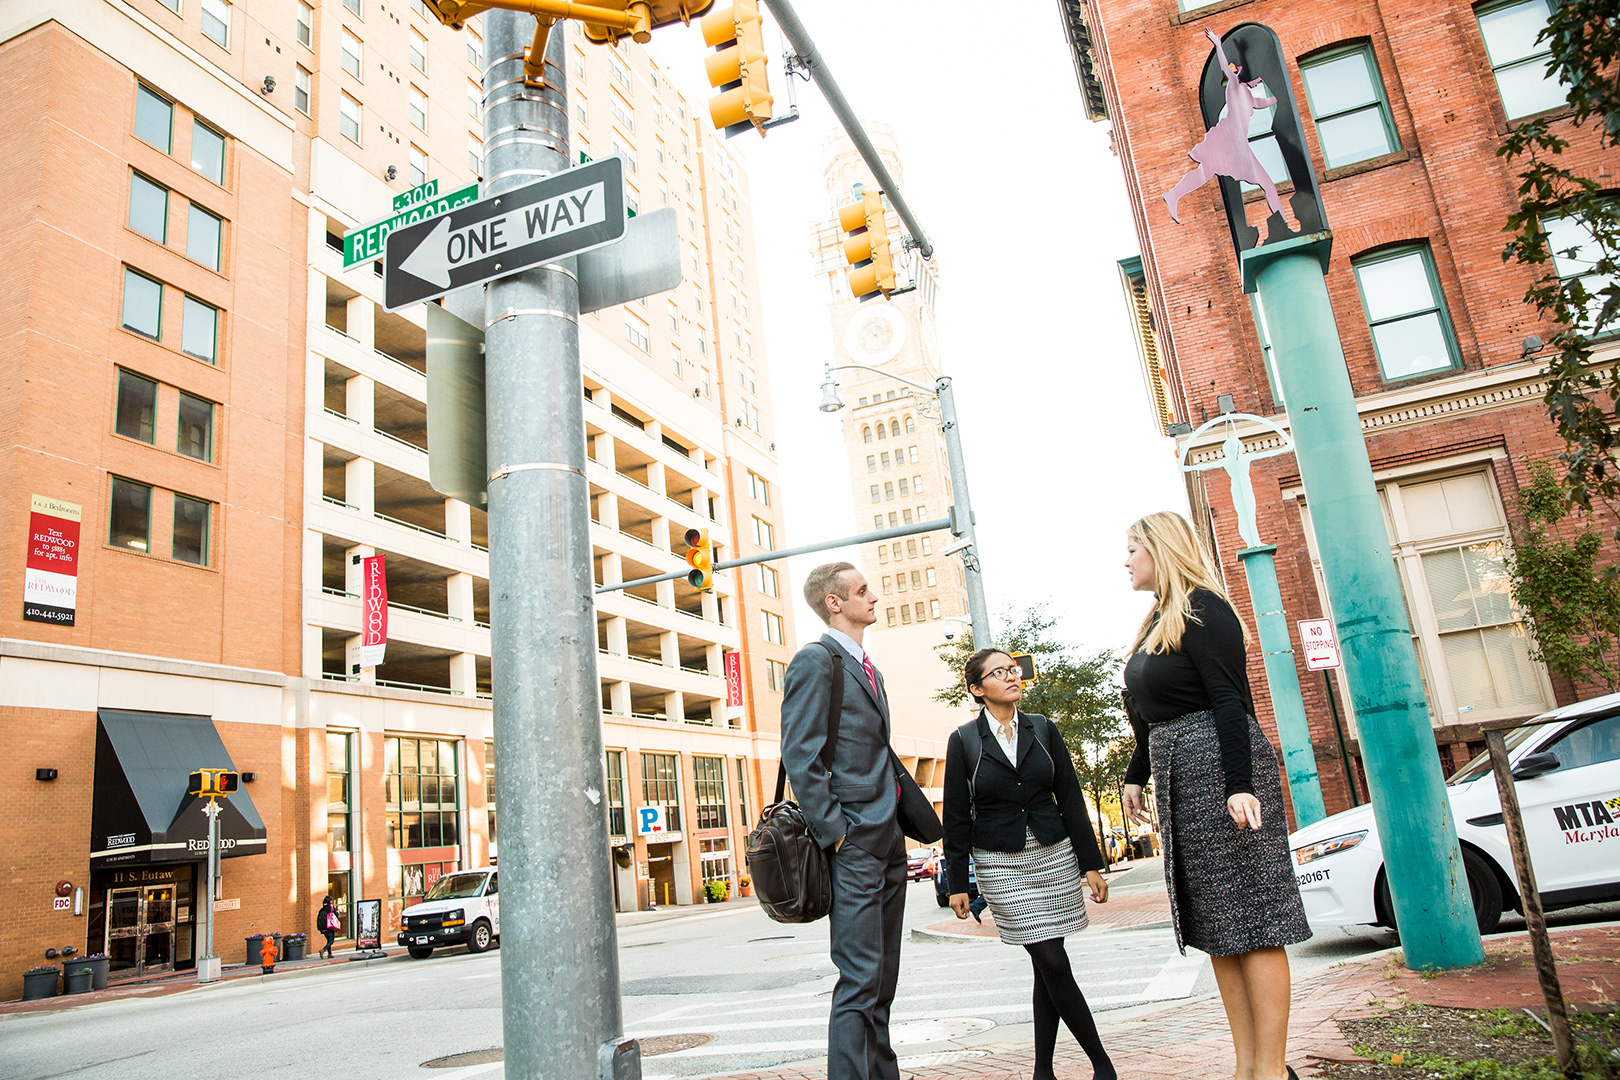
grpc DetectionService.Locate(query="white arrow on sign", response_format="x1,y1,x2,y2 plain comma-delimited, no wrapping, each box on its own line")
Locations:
399,182,608,288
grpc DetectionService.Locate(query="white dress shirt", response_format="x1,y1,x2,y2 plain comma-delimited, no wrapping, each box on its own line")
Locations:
986,708,1020,762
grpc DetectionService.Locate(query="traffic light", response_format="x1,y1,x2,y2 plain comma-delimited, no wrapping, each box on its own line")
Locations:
684,528,713,590
577,1,717,44
701,0,773,136
839,190,896,301
1010,652,1037,684
189,769,239,797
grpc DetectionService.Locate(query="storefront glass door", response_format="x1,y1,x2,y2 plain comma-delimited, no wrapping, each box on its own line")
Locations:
106,885,177,976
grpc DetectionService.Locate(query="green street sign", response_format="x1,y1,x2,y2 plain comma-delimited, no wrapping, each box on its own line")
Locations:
343,182,479,268
394,179,439,212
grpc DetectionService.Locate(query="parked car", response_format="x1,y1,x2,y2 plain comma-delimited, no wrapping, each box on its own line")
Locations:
934,854,979,907
398,867,500,958
1288,692,1620,936
907,847,939,882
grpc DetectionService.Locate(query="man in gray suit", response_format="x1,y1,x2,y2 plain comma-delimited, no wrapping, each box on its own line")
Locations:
780,561,907,1080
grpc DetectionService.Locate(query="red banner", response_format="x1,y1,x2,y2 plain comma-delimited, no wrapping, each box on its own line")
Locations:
725,651,743,709
24,495,82,626
360,555,388,667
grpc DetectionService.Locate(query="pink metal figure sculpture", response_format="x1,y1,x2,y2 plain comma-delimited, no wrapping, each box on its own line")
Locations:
1164,28,1290,226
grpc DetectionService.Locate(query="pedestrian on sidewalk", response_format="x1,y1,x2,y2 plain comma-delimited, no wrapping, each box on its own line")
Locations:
1121,512,1311,1080
317,895,339,959
780,562,942,1080
942,647,1117,1080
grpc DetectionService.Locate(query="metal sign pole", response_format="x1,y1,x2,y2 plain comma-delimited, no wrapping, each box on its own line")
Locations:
481,15,636,1080
198,798,221,983
936,376,991,648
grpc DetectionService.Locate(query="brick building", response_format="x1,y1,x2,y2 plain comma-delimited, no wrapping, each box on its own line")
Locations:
1062,0,1619,818
0,2,798,998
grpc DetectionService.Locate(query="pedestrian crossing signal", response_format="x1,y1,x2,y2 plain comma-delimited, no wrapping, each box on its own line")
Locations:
684,528,714,590
189,769,239,798
839,190,896,301
701,0,773,136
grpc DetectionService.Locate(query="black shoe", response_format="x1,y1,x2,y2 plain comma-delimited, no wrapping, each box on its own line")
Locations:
1287,1067,1299,1080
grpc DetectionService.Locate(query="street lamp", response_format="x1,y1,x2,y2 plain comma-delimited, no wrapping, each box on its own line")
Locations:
818,363,992,648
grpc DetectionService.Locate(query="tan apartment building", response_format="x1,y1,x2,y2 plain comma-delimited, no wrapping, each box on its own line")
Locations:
0,0,793,999
809,125,960,817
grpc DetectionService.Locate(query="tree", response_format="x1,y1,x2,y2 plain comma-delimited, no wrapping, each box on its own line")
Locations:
1506,457,1620,691
933,608,1131,862
1499,0,1620,515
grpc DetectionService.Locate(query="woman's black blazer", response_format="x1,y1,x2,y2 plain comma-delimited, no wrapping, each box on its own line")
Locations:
941,709,1105,895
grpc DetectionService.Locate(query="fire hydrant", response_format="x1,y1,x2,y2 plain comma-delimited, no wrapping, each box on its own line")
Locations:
259,934,279,974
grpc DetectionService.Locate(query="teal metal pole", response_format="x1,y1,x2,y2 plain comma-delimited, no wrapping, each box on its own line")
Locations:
1238,545,1326,828
1242,233,1484,970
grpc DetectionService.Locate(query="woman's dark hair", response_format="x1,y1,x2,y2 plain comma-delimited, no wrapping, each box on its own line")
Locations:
963,646,1011,706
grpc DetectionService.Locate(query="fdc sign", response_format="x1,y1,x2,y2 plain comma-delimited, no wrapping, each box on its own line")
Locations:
636,806,666,836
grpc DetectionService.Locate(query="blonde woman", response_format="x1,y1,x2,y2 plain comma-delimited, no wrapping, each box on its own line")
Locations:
1121,512,1309,1080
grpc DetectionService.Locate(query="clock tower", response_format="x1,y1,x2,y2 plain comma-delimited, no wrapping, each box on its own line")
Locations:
811,124,963,805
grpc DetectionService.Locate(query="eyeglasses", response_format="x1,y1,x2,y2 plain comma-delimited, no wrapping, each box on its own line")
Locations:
984,665,1022,683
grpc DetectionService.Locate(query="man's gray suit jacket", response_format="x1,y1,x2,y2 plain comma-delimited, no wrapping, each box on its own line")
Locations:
778,634,903,861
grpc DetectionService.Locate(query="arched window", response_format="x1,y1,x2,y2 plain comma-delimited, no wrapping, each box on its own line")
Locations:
904,415,915,433
876,423,886,440
889,419,900,438
862,425,872,443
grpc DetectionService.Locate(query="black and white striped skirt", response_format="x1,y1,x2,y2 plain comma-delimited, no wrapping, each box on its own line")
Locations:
972,828,1088,945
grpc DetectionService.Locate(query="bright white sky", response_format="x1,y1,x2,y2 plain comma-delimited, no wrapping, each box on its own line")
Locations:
649,1,1191,656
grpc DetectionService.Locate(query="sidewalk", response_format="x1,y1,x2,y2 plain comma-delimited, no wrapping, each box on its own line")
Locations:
719,924,1620,1079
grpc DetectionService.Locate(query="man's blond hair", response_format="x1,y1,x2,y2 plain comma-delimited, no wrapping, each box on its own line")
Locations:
803,561,857,624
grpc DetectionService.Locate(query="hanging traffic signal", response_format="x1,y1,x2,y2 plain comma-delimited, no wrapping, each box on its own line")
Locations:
684,528,714,590
701,0,773,136
839,189,896,301
576,1,718,44
189,769,239,797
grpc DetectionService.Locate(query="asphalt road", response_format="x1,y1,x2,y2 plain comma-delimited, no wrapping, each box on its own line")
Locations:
5,869,1615,1080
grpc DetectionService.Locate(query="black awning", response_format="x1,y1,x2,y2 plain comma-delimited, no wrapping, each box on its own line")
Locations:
90,710,267,867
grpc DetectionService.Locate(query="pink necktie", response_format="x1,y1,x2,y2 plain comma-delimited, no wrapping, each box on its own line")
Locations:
862,654,879,698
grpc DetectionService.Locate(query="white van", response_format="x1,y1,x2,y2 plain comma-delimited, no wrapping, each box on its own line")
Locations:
397,867,499,958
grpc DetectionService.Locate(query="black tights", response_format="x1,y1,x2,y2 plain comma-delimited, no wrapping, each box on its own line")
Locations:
1026,937,1115,1080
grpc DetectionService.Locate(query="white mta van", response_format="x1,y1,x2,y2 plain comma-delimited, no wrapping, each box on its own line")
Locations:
397,867,499,958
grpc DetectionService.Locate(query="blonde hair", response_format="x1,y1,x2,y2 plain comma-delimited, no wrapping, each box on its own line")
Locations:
1128,511,1249,654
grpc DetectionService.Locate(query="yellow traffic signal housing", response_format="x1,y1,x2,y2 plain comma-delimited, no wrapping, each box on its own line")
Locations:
578,1,717,44
701,0,773,136
1010,652,1037,684
684,528,714,590
838,190,896,301
189,769,240,797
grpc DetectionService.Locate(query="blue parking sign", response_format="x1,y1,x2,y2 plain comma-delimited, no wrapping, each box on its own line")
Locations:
637,806,665,836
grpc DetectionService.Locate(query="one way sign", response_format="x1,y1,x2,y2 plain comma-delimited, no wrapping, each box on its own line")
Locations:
384,156,626,310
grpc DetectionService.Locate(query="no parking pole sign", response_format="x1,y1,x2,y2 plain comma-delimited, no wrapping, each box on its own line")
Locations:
1297,618,1342,670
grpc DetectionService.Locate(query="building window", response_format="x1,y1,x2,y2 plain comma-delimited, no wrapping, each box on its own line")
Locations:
671,345,683,375
468,135,482,175
128,173,169,245
930,600,940,619
766,659,786,692
888,512,897,527
1477,0,1564,120
1299,45,1398,169
904,415,915,433
340,93,362,143
762,610,784,644
608,53,630,88
191,121,226,185
921,537,932,555
109,477,151,553
753,516,773,548
342,0,359,13
898,479,909,496
1352,245,1460,381
896,573,907,594
611,93,634,131
881,452,891,469
623,312,650,351
296,1,312,47
866,455,877,473
121,268,163,339
757,563,778,597
410,86,428,130
900,606,912,625
862,425,873,444
749,470,769,505
693,756,727,830
873,515,883,529
172,494,210,564
410,145,427,187
469,82,481,118
700,837,731,885
912,475,923,494
327,731,353,856
925,567,936,587
181,296,219,362
467,29,482,68
200,0,230,47
484,741,497,848
882,575,892,595
884,482,895,500
640,752,682,832
135,86,173,152
870,484,881,504
294,65,311,113
877,547,888,565
341,29,362,78
1545,211,1619,333
187,204,222,270
385,736,462,849
604,750,626,838
886,607,896,627
115,370,157,443
902,509,914,525
177,391,213,460
410,29,427,72
909,446,919,464
735,757,749,824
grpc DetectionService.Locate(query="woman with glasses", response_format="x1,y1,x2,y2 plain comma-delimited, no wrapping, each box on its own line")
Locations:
1121,512,1309,1080
942,647,1116,1080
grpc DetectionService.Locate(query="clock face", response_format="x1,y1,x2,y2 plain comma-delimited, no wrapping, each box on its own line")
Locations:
843,306,907,364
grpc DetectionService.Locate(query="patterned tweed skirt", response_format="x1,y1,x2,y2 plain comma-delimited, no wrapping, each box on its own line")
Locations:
1148,710,1311,957
972,828,1088,946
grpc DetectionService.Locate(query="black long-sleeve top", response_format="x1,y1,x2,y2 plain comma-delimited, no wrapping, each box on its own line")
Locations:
1122,588,1256,798
941,710,1106,895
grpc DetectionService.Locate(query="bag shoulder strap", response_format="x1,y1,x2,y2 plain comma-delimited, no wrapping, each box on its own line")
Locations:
955,715,984,819
773,642,845,804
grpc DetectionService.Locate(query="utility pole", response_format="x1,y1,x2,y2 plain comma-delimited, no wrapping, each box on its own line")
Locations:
481,15,637,1080
197,799,221,983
